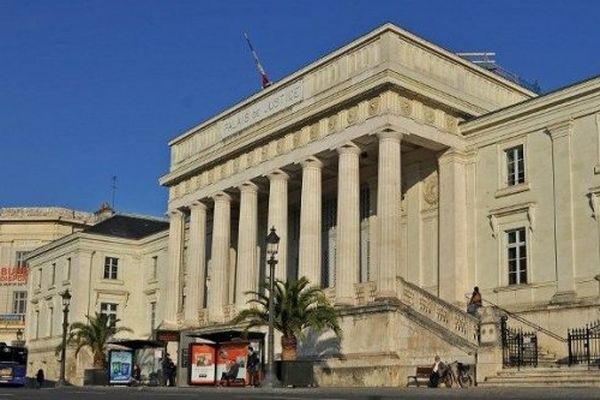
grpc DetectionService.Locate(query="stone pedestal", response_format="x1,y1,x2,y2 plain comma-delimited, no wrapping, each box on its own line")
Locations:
476,306,504,384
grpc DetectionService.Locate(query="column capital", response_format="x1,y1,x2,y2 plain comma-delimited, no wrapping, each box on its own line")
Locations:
212,191,231,203
267,169,289,181
168,208,184,217
239,181,258,193
189,201,207,211
438,148,470,165
300,156,323,169
377,130,404,141
337,141,361,156
546,119,574,140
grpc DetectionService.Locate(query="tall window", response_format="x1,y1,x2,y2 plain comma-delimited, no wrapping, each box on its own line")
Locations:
100,303,118,327
12,291,27,314
149,302,156,333
506,145,525,186
104,257,119,280
359,184,371,283
15,251,29,268
151,256,158,280
35,310,40,339
37,269,42,289
50,263,56,285
65,257,72,281
48,306,54,337
507,228,527,285
322,197,337,288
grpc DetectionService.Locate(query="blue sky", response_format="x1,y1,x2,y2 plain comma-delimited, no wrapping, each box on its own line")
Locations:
1,0,599,216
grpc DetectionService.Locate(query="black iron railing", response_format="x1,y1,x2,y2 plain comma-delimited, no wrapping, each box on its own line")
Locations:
501,316,538,368
568,320,600,366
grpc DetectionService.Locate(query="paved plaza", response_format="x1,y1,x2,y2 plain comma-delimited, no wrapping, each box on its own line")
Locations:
0,387,598,400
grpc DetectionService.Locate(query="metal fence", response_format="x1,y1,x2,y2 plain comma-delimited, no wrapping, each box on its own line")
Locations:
568,320,600,366
501,316,538,368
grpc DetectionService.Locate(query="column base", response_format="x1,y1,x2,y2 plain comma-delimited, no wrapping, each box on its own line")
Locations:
334,296,354,306
375,291,398,301
550,290,577,305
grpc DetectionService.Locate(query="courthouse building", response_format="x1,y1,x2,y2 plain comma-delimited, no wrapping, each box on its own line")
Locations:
157,23,600,385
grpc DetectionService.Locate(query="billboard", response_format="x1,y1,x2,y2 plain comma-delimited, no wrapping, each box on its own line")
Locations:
108,350,134,385
216,342,248,384
189,343,216,385
0,267,28,285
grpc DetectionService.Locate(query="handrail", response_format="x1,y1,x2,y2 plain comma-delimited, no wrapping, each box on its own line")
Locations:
481,298,566,343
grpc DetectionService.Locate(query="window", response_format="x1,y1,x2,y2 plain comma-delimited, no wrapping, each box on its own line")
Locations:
100,303,118,327
151,256,158,280
48,306,54,337
12,292,27,314
104,257,119,280
149,302,156,332
37,269,42,289
50,263,56,285
65,257,71,281
35,310,40,339
15,251,29,268
506,145,525,186
507,228,527,285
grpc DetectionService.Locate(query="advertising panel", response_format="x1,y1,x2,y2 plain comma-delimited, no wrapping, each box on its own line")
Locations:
109,350,134,385
189,343,216,385
216,342,248,384
0,267,28,285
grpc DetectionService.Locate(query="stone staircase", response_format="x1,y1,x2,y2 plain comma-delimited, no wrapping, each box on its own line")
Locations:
480,365,600,387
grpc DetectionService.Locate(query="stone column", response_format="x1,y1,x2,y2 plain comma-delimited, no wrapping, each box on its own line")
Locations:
236,182,259,310
438,149,469,304
548,121,577,303
164,209,184,321
335,142,361,305
209,192,231,322
376,131,403,299
267,170,289,282
298,157,323,286
184,201,207,324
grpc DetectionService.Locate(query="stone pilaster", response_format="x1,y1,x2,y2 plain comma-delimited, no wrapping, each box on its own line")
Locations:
548,120,577,303
376,131,403,299
438,149,469,304
335,142,361,305
236,182,259,310
164,209,184,322
298,157,323,286
209,192,231,322
184,201,207,324
476,307,504,384
267,170,289,281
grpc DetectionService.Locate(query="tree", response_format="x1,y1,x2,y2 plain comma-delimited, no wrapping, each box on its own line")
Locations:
59,313,133,369
232,276,342,360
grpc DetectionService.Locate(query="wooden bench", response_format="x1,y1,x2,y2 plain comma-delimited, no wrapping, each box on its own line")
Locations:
406,366,432,387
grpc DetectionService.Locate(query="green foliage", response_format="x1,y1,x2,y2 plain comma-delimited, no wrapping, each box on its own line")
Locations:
56,312,132,368
232,276,342,341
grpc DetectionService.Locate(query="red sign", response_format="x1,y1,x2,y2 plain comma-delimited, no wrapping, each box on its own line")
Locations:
189,343,216,385
216,342,248,384
0,267,28,285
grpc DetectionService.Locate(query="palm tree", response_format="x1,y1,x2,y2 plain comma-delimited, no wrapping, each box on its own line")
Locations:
232,276,342,360
61,313,132,369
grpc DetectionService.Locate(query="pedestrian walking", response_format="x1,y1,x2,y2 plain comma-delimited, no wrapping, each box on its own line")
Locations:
35,368,44,389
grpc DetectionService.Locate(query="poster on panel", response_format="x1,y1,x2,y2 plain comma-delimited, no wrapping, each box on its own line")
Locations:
189,343,216,385
216,342,248,384
109,350,134,385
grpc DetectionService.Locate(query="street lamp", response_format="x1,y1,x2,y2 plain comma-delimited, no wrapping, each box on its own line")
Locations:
57,289,72,387
15,329,23,346
262,226,281,388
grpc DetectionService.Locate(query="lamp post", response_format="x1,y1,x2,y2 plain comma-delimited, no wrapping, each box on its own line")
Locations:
57,289,72,387
15,329,24,347
262,226,281,388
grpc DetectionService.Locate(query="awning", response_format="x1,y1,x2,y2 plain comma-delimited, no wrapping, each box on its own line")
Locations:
107,339,165,350
188,330,265,343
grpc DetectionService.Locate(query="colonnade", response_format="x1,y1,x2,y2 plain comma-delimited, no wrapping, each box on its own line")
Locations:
164,131,466,324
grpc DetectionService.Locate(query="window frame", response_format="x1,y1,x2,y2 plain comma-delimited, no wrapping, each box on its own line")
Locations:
100,302,118,327
505,145,526,187
103,257,119,280
12,291,27,315
506,227,528,286
15,251,29,268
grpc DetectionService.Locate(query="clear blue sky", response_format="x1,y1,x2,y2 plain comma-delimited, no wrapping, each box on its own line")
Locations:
2,0,599,217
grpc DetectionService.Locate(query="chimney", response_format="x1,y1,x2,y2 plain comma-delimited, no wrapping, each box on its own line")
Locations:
94,202,114,222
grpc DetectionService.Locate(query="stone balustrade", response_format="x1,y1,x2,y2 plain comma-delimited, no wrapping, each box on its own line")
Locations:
354,281,377,305
398,278,479,347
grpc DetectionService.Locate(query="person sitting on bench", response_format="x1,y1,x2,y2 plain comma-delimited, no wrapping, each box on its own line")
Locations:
429,355,447,388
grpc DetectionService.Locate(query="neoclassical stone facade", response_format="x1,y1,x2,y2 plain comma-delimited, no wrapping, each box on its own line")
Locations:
0,207,95,344
157,23,600,385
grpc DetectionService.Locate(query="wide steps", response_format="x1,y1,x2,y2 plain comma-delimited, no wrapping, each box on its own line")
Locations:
482,366,600,387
